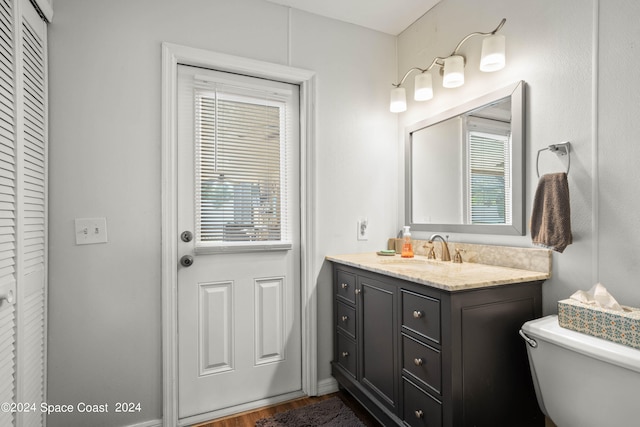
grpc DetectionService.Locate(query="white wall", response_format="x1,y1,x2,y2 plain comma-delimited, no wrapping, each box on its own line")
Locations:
598,0,640,307
397,0,599,314
287,10,399,390
412,117,463,223
47,1,397,426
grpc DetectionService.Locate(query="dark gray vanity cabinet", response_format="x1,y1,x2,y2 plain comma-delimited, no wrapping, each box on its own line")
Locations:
331,263,544,427
335,270,399,417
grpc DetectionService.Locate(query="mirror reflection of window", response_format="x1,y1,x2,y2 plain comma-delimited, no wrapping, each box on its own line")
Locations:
465,116,512,225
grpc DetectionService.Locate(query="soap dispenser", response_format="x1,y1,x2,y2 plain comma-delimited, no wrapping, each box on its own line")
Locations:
401,226,414,258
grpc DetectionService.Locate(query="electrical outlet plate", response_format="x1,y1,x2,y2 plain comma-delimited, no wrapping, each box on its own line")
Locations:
357,218,369,241
75,217,108,245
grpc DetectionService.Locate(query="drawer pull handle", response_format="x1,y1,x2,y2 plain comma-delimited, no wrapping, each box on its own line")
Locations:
415,409,424,419
341,351,349,358
341,283,349,289
413,310,423,319
341,315,349,322
354,289,361,295
414,357,424,366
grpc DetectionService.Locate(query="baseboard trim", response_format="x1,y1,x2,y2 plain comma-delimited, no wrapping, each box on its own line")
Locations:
317,377,339,396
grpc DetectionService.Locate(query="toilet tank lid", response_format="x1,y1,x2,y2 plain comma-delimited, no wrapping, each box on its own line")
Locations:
522,315,640,374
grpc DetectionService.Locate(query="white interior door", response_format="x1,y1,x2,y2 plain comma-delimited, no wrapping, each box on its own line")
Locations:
176,64,301,421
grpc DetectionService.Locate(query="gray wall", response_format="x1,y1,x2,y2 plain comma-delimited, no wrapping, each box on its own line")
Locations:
398,0,640,316
48,1,397,426
47,0,640,426
598,0,640,306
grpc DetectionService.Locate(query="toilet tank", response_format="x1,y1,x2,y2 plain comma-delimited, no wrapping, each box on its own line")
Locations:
521,315,640,427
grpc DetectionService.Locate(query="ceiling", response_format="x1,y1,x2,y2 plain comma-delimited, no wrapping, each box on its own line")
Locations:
264,0,441,36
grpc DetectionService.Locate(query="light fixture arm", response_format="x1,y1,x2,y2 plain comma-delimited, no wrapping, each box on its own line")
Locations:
450,18,506,56
393,18,506,87
393,57,444,87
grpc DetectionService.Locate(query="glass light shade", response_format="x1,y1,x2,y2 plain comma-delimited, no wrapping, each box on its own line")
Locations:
414,73,433,101
390,87,407,113
442,55,465,88
480,34,506,72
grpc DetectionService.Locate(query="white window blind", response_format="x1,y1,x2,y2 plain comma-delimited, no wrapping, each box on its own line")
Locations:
194,81,292,251
468,121,512,225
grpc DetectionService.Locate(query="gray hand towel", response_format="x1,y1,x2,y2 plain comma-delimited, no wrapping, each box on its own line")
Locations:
530,172,572,253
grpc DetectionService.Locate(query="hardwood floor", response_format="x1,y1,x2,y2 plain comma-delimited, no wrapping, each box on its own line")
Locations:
191,392,555,426
192,391,381,427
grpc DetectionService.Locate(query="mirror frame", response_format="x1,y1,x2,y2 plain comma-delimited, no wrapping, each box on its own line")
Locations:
405,80,526,235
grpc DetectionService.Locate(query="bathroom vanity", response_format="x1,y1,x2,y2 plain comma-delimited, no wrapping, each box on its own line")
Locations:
328,251,550,427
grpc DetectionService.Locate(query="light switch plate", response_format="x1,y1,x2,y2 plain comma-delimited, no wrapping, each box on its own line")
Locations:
75,218,108,245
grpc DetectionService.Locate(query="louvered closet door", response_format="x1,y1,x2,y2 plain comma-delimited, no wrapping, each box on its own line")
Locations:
18,1,47,426
0,0,17,425
0,0,46,425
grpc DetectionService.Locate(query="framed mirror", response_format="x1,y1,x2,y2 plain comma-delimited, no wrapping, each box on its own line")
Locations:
405,81,525,235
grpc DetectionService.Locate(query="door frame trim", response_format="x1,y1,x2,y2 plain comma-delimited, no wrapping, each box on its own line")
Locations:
161,43,317,426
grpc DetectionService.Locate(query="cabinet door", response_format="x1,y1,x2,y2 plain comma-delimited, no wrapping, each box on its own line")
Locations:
359,276,397,413
457,289,543,426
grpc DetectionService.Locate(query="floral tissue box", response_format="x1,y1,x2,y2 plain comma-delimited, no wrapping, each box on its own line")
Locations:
558,298,640,350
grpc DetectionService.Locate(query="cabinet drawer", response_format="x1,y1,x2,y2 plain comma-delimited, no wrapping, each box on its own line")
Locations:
402,291,440,343
336,332,357,378
403,378,442,427
402,334,441,394
336,301,356,338
336,270,356,304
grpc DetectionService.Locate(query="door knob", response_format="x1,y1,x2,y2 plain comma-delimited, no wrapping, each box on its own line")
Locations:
181,231,193,242
180,255,194,267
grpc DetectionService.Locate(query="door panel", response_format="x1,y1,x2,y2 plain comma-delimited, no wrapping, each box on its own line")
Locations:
199,281,233,375
360,277,397,412
176,65,301,420
254,277,285,365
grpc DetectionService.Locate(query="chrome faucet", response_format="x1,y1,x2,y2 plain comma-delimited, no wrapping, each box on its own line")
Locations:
428,234,451,262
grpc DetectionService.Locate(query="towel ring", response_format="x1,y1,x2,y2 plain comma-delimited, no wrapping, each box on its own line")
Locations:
536,141,571,178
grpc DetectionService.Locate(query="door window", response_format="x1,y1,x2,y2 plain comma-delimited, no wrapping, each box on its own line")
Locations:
192,78,295,252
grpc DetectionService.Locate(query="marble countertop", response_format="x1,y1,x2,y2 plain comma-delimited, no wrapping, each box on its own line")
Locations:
326,252,551,292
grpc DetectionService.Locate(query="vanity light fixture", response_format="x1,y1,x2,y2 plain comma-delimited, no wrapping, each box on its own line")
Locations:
390,18,506,113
